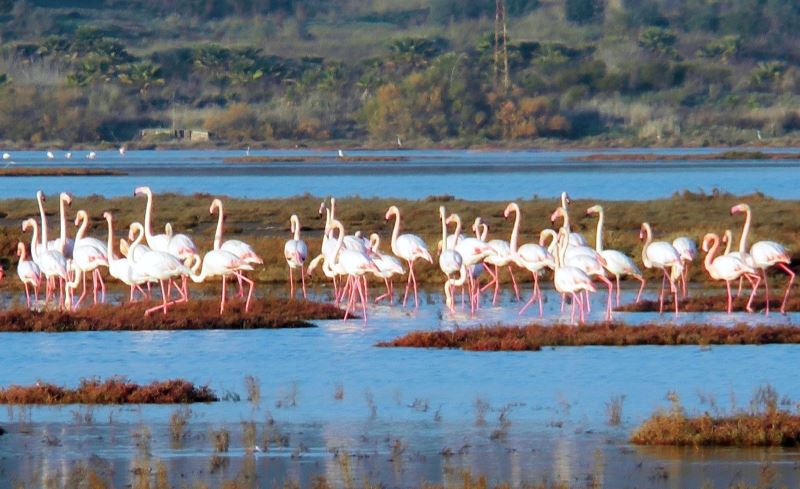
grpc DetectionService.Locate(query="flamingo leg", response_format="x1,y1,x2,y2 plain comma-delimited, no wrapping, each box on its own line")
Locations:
725,280,733,314
584,288,592,313
681,262,689,298
410,261,420,308
24,283,31,308
236,272,244,298
402,261,413,307
736,276,744,298
220,275,227,314
97,270,106,304
534,272,543,318
92,270,99,305
615,275,621,307
777,263,795,314
301,265,307,299
762,268,770,315
343,276,357,321
560,293,565,313
518,272,537,316
508,266,520,301
145,280,170,316
598,275,613,321
289,267,295,299
659,270,667,314
34,281,40,303
76,270,87,309
635,275,646,303
357,275,368,323
744,273,761,313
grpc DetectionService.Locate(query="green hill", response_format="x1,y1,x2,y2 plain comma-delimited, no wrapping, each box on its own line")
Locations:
0,0,799,147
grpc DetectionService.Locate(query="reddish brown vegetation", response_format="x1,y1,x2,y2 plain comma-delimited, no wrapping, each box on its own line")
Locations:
572,151,800,162
632,387,800,447
617,294,800,313
0,298,345,332
0,377,217,404
377,323,800,351
0,168,124,176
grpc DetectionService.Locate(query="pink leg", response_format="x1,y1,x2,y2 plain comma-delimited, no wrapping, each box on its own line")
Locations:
509,266,520,301
762,268,770,315
24,283,31,308
659,271,667,314
560,293,565,313
402,261,413,307
301,265,307,299
725,280,732,314
145,281,170,316
357,275,368,323
744,273,761,313
130,285,135,302
237,272,244,298
289,267,295,299
410,264,419,308
534,273,543,317
569,292,578,324
777,263,795,314
598,275,613,321
343,276,357,321
518,272,539,316
635,275,646,303
99,271,106,303
220,275,227,314
615,275,621,307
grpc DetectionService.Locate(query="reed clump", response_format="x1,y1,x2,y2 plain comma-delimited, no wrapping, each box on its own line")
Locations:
618,294,800,313
632,387,800,447
377,323,800,351
0,298,344,332
0,377,218,404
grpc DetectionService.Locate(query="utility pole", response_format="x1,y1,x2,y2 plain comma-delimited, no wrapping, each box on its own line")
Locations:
494,0,510,93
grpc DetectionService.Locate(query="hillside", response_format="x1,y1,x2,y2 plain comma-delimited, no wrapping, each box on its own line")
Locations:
1,0,799,147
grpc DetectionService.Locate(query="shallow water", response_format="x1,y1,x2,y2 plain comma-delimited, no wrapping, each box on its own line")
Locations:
2,148,800,200
1,286,799,486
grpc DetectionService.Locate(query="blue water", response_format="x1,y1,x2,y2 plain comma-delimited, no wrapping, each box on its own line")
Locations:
1,148,799,200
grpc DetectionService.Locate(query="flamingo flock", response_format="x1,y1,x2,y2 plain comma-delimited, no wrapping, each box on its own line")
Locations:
2,190,795,325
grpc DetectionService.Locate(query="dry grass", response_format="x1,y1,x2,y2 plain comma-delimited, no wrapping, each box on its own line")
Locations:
618,294,800,313
0,298,344,332
572,151,800,162
632,386,800,447
0,377,217,404
377,323,800,351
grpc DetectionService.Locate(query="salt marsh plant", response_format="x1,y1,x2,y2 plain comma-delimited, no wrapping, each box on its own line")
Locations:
605,395,625,426
244,375,260,407
169,407,192,447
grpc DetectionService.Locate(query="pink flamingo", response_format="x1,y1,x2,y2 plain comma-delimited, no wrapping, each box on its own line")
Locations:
640,222,683,315
504,203,555,317
731,203,794,314
438,206,463,313
103,212,148,303
128,223,190,316
329,219,378,322
385,206,433,308
672,236,697,298
22,218,67,307
188,248,254,314
210,198,263,297
284,214,309,299
701,233,761,313
16,242,41,307
553,228,596,324
369,233,405,304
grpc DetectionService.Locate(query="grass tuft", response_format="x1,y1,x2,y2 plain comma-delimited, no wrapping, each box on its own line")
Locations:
0,377,217,404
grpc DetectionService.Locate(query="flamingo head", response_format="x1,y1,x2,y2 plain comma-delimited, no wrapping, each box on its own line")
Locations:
639,223,648,241
586,205,602,216
701,233,715,253
22,218,34,232
37,190,45,202
60,192,73,206
16,242,24,257
103,211,112,222
73,210,87,226
730,203,749,215
471,217,482,234
318,201,326,215
133,186,150,197
385,205,399,221
502,202,516,219
561,191,571,207
209,198,222,214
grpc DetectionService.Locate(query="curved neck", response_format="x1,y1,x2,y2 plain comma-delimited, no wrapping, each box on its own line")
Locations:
562,208,571,234
594,210,604,252
105,217,117,261
330,198,336,222
440,209,448,251
641,224,653,268
189,255,206,283
723,230,732,255
556,230,568,268
212,201,223,250
509,204,520,253
59,196,68,245
28,223,39,261
479,224,488,241
291,215,301,241
738,207,751,253
389,209,401,255
18,242,27,261
540,229,557,253
129,225,144,262
705,234,719,270
37,193,48,246
143,190,155,244
332,220,345,263
370,233,380,252
451,215,462,244
75,213,88,242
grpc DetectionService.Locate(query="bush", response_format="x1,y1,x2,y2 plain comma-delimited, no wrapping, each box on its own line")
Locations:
203,103,264,142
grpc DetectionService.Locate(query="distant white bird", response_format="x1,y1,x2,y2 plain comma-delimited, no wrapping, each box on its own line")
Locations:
65,152,72,159
3,152,10,160
46,151,54,160
119,146,126,157
396,135,402,148
4,160,15,168
757,130,763,141
87,151,97,160
245,145,250,156
337,149,345,158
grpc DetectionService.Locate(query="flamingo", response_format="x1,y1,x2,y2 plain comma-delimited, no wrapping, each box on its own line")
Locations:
103,212,147,303
87,151,96,160
672,236,697,298
70,237,109,308
505,203,555,317
559,192,588,247
134,186,171,252
119,146,126,157
640,222,683,315
15,242,41,307
210,198,262,296
552,207,613,320
449,213,493,313
701,233,761,313
36,191,74,258
329,219,378,322
438,206,463,313
188,248,254,314
65,152,72,159
46,151,54,160
368,233,404,304
553,228,596,324
284,214,309,299
128,223,190,316
479,216,521,305
2,152,10,160
22,218,68,307
586,205,646,306
731,203,794,314
385,205,433,308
